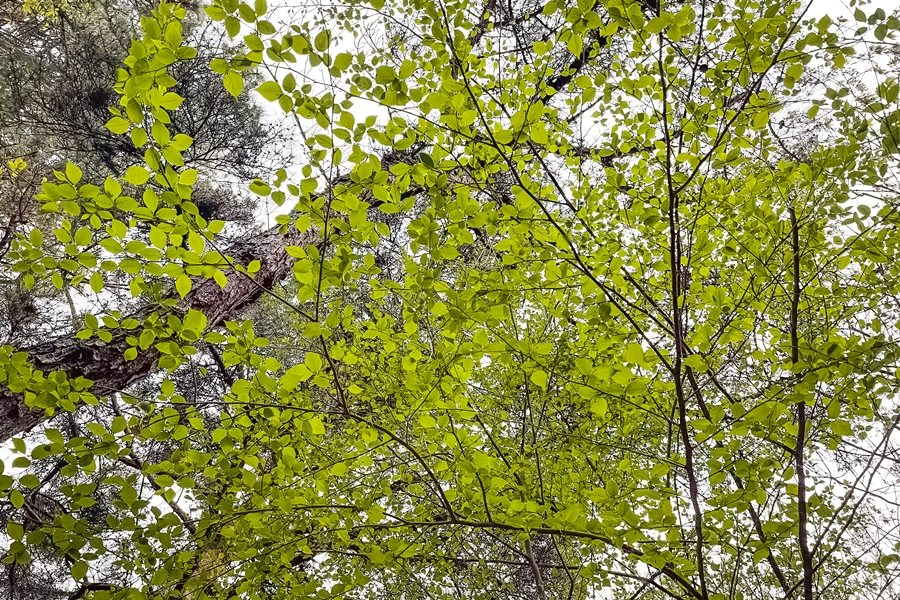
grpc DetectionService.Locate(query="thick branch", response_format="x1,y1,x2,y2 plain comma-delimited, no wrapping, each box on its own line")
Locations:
790,206,814,600
0,222,316,443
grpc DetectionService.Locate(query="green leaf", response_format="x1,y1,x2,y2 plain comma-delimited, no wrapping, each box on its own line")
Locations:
124,166,151,185
567,34,583,57
225,15,241,37
105,117,130,134
683,354,708,372
71,561,89,581
257,81,282,101
375,65,396,84
224,70,244,97
314,30,330,52
150,226,167,249
591,396,608,417
646,16,667,33
161,92,186,110
623,342,645,366
65,162,82,185
151,121,171,145
305,352,323,372
176,275,192,298
831,420,853,437
19,475,40,488
752,110,769,129
184,309,207,331
131,128,149,148
531,370,548,388
250,179,271,196
205,5,226,20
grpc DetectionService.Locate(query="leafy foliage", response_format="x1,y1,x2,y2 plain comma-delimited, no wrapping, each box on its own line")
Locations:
2,0,900,599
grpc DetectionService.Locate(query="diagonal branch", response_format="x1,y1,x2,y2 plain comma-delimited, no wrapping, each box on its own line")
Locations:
0,221,314,443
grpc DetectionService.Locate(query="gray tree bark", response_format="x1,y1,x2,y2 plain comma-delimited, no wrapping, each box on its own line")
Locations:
0,223,316,443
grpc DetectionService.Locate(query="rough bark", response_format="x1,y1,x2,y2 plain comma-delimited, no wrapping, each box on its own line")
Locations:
0,222,316,443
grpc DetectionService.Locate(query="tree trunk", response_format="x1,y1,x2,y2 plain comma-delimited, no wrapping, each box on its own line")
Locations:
0,223,317,443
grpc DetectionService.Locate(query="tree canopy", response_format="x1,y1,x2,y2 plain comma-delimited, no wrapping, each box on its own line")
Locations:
2,0,900,598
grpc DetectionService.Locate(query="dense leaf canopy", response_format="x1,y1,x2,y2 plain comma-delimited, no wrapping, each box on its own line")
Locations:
2,0,900,598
